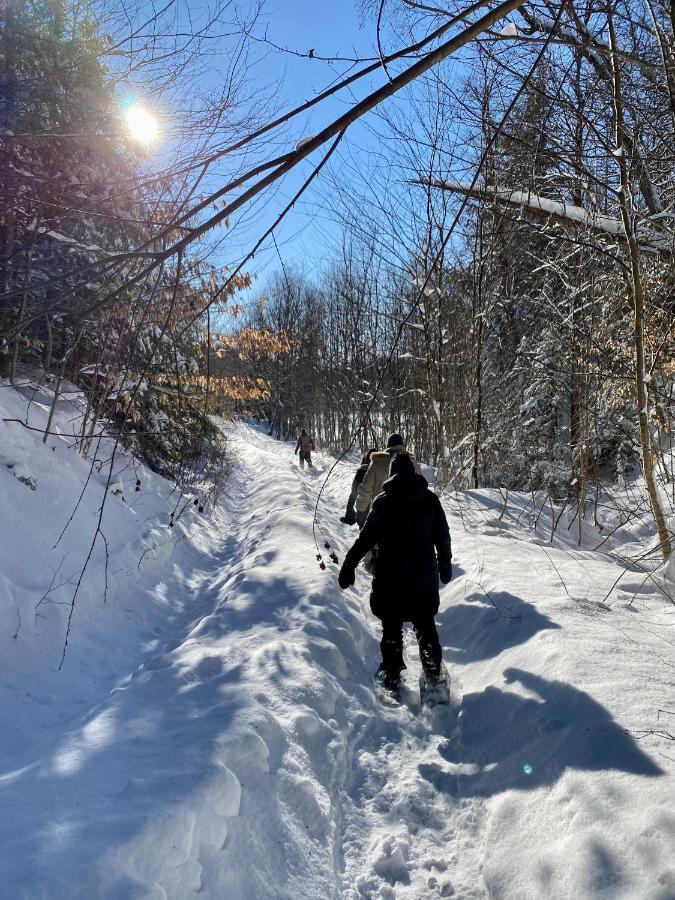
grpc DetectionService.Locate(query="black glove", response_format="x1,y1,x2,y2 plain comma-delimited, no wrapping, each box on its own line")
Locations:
294,449,298,455
439,562,452,584
338,564,355,589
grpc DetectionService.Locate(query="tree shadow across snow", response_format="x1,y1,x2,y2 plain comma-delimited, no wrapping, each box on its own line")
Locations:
419,667,662,799
0,560,371,898
0,655,246,897
438,592,560,663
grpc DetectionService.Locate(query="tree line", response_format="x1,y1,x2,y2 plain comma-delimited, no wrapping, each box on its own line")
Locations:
226,0,675,559
1,0,672,561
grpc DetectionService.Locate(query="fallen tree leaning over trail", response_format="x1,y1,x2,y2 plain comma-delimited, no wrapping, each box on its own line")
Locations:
417,180,674,257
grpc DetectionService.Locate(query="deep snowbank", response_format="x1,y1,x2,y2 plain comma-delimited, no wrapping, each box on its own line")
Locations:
0,375,209,759
1,383,674,899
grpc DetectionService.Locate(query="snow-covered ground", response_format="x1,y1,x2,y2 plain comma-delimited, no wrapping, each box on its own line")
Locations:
1,377,674,899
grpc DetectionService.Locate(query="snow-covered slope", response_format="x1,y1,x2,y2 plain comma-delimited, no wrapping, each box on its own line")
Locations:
0,375,211,759
1,385,674,899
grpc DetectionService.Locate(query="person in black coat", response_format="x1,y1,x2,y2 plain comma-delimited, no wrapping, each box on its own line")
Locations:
340,447,377,525
337,452,452,690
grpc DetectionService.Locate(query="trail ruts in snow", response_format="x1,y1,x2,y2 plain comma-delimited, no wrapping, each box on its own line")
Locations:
295,442,476,898
1,422,671,899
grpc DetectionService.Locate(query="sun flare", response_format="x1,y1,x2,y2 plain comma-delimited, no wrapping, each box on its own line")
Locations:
124,103,159,145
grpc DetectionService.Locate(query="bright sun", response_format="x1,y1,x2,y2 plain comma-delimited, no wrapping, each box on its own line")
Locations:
125,104,159,146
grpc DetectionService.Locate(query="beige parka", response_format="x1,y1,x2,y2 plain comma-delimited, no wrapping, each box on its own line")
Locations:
355,444,420,515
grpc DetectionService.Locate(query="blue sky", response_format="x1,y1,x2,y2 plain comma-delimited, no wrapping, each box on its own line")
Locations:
220,0,386,287
124,0,474,303
223,2,478,290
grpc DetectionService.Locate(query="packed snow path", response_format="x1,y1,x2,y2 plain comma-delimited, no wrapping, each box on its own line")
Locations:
2,422,674,899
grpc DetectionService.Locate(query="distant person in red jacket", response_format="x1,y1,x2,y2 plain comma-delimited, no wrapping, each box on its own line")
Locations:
294,428,315,468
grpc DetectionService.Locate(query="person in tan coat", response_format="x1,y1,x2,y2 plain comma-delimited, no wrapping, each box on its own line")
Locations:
355,433,419,525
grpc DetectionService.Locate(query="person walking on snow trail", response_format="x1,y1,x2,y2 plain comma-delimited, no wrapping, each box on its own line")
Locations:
355,432,420,572
355,433,419,526
340,447,377,525
294,428,315,469
338,451,452,695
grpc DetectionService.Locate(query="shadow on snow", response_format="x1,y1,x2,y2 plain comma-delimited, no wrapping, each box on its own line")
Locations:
419,667,663,801
438,591,560,663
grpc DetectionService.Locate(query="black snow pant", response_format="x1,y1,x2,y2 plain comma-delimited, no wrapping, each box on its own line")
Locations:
341,498,357,524
380,615,442,678
299,450,312,468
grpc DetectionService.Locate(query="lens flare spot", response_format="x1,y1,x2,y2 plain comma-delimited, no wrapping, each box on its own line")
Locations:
523,763,534,776
124,103,159,145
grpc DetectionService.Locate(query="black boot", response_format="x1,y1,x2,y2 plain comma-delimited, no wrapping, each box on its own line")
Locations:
378,618,405,693
376,663,401,693
413,617,443,675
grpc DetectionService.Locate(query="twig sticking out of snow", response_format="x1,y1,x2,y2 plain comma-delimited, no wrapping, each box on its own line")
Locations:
1,456,37,490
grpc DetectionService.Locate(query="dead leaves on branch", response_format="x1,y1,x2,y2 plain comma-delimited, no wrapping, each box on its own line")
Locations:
214,325,295,360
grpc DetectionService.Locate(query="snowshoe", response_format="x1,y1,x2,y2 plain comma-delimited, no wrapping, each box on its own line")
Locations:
419,665,452,706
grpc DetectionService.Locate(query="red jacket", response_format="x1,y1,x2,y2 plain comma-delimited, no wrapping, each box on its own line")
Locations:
295,433,315,452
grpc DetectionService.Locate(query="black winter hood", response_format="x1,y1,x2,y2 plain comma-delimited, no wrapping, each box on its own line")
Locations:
388,451,415,479
382,471,429,499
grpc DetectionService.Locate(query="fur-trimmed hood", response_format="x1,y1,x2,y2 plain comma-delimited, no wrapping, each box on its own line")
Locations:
370,444,405,466
370,445,405,461
354,445,419,514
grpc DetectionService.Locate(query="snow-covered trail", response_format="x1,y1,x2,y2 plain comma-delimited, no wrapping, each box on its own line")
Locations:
2,423,674,899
